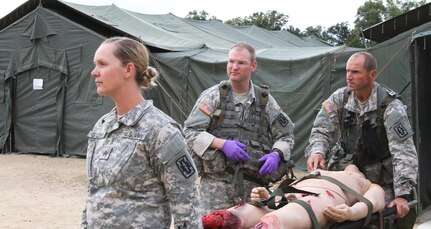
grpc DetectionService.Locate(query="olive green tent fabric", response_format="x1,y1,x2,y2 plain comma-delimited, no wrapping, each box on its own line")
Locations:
61,1,328,51
150,46,360,165
366,21,431,209
1,0,430,213
0,7,114,156
0,2,334,158
0,0,427,169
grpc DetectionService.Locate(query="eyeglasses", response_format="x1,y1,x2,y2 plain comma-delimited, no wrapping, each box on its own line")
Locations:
228,60,250,67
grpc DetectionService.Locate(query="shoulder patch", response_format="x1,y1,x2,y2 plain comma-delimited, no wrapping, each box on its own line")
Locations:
393,123,409,139
322,100,335,114
277,113,289,127
387,113,413,142
176,155,196,178
389,118,413,141
198,102,213,116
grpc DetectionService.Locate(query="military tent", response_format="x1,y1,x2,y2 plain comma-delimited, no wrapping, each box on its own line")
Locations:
0,2,115,156
0,0,355,159
0,0,430,219
362,1,431,214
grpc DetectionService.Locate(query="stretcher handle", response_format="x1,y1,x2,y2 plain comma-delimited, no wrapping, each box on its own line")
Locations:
331,200,417,229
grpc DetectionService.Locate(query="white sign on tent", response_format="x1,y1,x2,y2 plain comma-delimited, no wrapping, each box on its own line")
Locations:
33,79,43,90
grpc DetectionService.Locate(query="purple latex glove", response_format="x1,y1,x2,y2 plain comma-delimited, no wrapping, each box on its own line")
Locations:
258,152,281,175
221,140,250,162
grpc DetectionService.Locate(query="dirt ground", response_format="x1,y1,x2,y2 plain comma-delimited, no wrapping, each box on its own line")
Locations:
0,153,86,229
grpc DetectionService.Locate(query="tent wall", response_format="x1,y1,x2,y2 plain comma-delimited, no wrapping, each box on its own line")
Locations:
367,21,431,211
0,4,429,210
411,33,431,210
0,7,113,156
0,1,338,158
152,47,359,167
369,37,413,112
12,68,62,153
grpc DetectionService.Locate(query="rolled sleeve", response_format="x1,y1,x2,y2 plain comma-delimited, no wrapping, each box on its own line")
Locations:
183,86,220,158
191,131,216,157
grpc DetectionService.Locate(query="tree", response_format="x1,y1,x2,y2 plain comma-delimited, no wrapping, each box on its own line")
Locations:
355,0,387,32
287,26,303,37
185,0,429,47
303,26,321,37
225,17,247,26
185,10,220,21
351,0,428,47
326,22,351,46
225,10,289,30
386,0,427,17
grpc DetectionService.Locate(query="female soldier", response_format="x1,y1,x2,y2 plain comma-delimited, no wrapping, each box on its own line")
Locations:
81,37,201,228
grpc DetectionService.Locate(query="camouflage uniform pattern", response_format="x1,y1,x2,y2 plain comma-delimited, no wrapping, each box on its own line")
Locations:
81,100,202,228
184,80,294,213
305,82,418,202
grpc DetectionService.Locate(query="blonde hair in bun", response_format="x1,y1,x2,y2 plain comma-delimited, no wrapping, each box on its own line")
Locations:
141,66,158,89
103,36,158,89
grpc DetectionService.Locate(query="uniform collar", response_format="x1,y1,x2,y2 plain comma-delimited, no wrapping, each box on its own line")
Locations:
345,82,378,113
115,100,153,126
227,80,257,104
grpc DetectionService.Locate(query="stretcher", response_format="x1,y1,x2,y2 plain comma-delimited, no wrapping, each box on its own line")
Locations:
331,200,418,229
267,169,419,229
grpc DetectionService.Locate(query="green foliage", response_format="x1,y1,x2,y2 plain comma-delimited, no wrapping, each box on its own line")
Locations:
225,17,247,26
355,0,387,31
185,10,220,21
286,26,303,37
225,10,289,30
326,22,351,46
386,0,427,17
185,0,429,47
352,0,427,47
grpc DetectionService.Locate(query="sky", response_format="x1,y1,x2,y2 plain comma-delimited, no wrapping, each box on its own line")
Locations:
0,0,368,30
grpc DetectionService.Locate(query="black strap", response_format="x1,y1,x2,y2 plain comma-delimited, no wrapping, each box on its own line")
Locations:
339,88,350,135
232,163,244,201
291,199,321,229
257,84,269,137
376,85,395,139
315,175,373,226
261,196,321,229
214,81,229,128
276,176,320,197
265,187,289,210
260,180,319,210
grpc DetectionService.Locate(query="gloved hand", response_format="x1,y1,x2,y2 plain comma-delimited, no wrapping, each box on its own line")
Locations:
258,151,280,175
221,140,249,162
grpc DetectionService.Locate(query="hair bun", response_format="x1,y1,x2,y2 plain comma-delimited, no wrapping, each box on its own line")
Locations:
141,66,158,88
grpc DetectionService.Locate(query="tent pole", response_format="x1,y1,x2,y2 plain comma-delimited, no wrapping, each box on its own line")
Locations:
8,76,16,153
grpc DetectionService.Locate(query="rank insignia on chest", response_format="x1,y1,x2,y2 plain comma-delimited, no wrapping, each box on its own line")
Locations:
322,100,335,114
199,102,213,116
